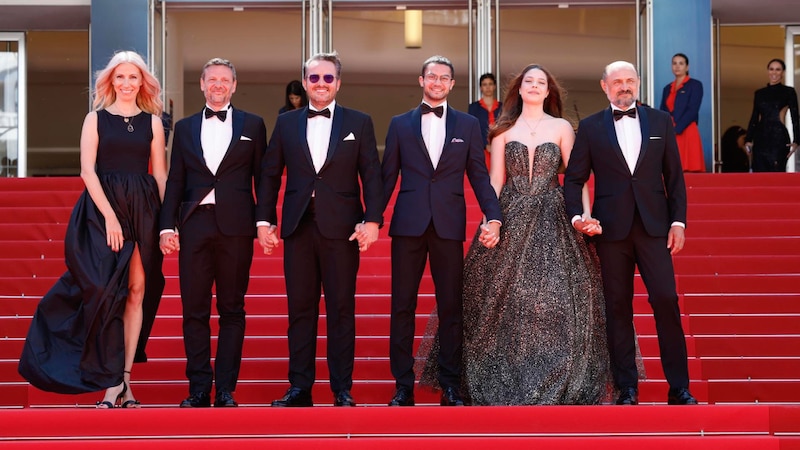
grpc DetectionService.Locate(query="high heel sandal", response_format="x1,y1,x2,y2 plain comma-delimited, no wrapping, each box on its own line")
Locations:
95,381,127,409
120,370,141,408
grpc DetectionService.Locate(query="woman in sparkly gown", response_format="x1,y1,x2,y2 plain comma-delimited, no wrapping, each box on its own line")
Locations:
18,51,166,408
745,58,800,172
419,64,614,405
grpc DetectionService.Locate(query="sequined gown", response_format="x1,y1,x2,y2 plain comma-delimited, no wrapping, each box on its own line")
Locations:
18,110,165,394
418,141,613,405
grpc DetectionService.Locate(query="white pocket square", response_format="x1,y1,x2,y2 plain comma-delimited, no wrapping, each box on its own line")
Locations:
343,132,356,141
451,137,464,143
240,135,252,141
649,136,661,140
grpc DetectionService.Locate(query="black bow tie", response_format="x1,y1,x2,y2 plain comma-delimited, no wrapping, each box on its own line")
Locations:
205,108,228,121
308,108,331,119
421,103,444,118
613,108,637,121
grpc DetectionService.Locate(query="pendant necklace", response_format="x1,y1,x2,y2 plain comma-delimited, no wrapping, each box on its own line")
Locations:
521,114,544,136
123,116,134,133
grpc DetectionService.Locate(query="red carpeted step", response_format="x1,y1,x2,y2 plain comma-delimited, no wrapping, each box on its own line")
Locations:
0,192,81,208
708,380,800,403
700,357,800,380
674,255,800,275
695,336,800,357
679,236,800,256
684,294,800,314
686,185,800,203
680,221,800,238
688,315,800,335
687,202,800,220
0,207,72,224
676,274,800,293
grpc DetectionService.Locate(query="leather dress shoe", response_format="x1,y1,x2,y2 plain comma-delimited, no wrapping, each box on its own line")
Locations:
388,388,415,406
271,386,313,407
440,386,465,406
180,391,211,408
668,387,698,405
215,390,238,407
334,390,356,407
616,387,639,405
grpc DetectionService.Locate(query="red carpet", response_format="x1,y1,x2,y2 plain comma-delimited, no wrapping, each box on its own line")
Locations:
1,173,800,445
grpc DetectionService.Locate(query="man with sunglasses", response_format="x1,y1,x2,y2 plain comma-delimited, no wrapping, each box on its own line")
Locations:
256,52,383,407
382,55,502,407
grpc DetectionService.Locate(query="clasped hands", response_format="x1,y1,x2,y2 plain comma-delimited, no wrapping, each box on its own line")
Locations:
159,231,180,255
573,215,603,237
478,221,501,249
256,221,380,254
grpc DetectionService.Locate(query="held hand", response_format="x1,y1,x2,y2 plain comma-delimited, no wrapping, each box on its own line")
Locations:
667,225,685,256
257,225,279,255
105,215,124,252
349,222,379,252
573,217,602,236
159,231,180,255
787,143,799,159
478,222,501,248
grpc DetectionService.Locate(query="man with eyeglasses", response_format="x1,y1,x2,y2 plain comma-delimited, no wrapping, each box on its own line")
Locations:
382,55,502,407
256,51,383,407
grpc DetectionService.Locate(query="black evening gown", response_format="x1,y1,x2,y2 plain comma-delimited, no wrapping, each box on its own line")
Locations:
417,141,615,405
746,83,800,172
18,110,165,394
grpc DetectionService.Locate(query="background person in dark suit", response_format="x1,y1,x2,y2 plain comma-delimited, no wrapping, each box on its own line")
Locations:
382,55,503,407
257,52,383,408
159,57,267,408
564,60,697,406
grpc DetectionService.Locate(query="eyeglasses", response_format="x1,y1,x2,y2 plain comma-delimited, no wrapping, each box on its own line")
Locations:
424,73,452,83
307,74,336,84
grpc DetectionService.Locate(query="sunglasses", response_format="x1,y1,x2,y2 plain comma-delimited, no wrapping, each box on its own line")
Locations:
307,74,336,84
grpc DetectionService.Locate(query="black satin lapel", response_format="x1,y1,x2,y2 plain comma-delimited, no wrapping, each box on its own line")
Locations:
412,107,434,169
298,107,314,169
322,105,344,169
216,109,245,171
191,112,204,160
603,108,629,170
635,106,650,170
441,107,456,163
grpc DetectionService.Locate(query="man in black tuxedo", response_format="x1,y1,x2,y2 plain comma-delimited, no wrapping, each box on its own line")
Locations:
564,60,697,406
159,58,267,408
256,52,383,407
382,55,502,407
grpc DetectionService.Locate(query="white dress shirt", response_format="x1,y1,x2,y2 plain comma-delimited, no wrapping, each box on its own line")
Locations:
611,104,642,175
308,100,335,173
200,103,233,205
421,101,446,169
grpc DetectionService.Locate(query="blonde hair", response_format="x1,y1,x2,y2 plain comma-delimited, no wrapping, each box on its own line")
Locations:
92,51,163,115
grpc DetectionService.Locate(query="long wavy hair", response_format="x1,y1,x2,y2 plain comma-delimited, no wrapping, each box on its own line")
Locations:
489,64,564,142
92,51,163,115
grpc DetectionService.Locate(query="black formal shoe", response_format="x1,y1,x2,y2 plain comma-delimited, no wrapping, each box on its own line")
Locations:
440,386,465,406
615,387,639,405
388,388,415,406
271,387,313,407
668,387,698,405
333,390,356,407
214,390,238,407
180,391,211,408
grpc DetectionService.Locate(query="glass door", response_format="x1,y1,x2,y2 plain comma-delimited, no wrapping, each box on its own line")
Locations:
786,26,800,172
0,33,25,177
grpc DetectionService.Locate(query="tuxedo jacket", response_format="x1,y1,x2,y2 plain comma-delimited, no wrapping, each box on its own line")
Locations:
255,104,383,240
382,105,502,242
160,108,267,236
659,77,703,134
564,105,687,242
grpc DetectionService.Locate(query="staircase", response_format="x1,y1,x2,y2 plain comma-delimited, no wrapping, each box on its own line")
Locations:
1,173,799,447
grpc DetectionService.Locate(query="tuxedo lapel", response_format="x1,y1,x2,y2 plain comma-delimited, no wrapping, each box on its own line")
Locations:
603,108,629,170
439,106,457,168
190,112,214,176
634,106,650,171
215,108,245,172
411,107,434,169
321,104,344,171
297,107,314,169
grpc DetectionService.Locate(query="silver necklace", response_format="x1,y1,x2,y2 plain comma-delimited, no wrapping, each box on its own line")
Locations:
520,114,544,136
123,116,134,133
